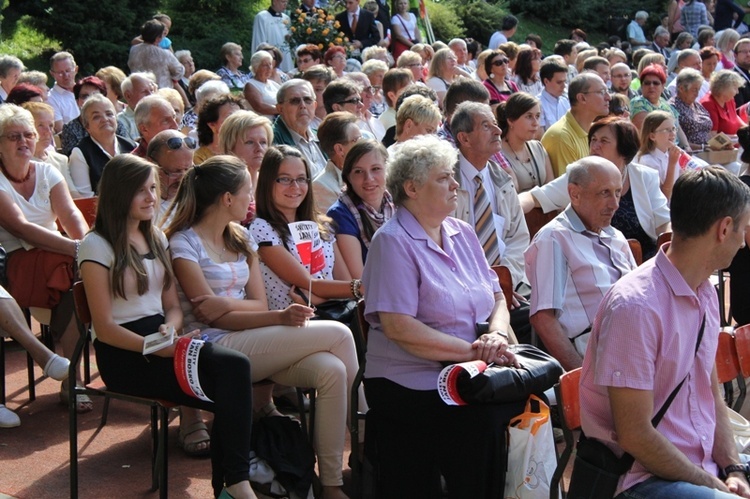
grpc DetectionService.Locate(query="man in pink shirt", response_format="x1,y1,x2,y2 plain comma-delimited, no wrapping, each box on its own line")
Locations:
580,166,750,498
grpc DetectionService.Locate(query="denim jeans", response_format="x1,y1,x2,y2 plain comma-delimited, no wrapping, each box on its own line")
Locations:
617,455,750,499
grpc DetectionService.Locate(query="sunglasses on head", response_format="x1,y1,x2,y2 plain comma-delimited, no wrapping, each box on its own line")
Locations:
166,136,198,150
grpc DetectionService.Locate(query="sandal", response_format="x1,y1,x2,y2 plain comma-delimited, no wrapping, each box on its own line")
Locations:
253,402,300,425
178,420,211,457
59,383,93,414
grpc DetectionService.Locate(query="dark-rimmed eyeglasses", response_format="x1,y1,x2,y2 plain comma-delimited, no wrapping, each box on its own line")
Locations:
275,176,311,186
339,97,363,106
285,96,316,106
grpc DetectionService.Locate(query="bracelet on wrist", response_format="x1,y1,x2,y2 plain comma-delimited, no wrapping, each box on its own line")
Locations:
350,278,363,300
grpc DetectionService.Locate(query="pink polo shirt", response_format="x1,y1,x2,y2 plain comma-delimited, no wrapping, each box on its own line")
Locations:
580,244,720,494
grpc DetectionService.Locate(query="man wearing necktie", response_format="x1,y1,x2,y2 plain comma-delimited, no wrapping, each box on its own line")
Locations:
335,0,381,52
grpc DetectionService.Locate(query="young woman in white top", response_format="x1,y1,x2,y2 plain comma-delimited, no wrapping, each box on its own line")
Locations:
636,110,684,200
165,155,361,499
78,155,257,499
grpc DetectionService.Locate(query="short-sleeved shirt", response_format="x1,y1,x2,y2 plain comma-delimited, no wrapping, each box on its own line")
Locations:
700,92,746,135
579,246,720,495
249,217,336,310
541,111,590,177
671,95,713,145
0,162,63,253
170,228,253,340
47,84,79,125
362,208,500,390
524,206,636,350
328,198,369,262
539,90,571,131
78,230,168,340
630,96,679,122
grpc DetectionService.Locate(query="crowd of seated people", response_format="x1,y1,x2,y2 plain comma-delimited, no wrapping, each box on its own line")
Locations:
6,3,750,498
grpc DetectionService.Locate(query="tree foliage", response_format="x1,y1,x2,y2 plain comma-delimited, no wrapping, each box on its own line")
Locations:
18,0,158,74
165,0,262,72
454,1,507,47
425,0,465,43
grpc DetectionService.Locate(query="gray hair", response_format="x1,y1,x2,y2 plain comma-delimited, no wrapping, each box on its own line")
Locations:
676,48,700,67
635,10,649,20
17,70,48,88
567,156,619,187
387,134,458,206
716,29,740,53
80,94,114,129
121,71,156,97
0,104,35,138
134,95,172,127
195,79,230,104
175,50,192,64
450,101,492,137
250,50,273,73
710,69,745,95
654,26,670,38
362,59,388,76
449,38,467,49
675,68,704,91
49,51,75,68
276,78,314,104
0,56,24,78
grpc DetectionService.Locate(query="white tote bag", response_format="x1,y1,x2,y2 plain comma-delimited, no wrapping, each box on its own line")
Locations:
504,395,560,499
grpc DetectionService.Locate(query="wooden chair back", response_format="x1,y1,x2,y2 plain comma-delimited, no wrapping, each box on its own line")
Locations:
656,231,672,249
627,239,643,266
525,207,557,240
491,265,514,312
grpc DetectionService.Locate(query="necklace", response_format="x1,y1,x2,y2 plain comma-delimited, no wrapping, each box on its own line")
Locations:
195,228,227,262
0,162,32,183
503,139,529,163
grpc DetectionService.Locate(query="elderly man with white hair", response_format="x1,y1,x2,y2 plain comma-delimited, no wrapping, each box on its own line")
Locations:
180,79,230,137
449,38,474,76
117,72,157,141
0,55,23,103
628,11,650,47
131,95,179,157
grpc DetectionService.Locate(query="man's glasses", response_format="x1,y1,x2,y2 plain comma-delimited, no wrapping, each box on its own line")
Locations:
275,176,310,186
285,96,316,106
339,97,363,106
166,137,198,150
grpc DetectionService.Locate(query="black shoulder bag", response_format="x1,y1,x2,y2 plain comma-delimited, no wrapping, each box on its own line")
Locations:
567,314,706,499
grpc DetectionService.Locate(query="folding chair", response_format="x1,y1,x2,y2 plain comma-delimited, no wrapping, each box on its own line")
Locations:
69,281,172,499
73,196,98,227
525,207,557,240
716,329,745,412
656,231,672,249
627,239,643,266
550,367,581,499
349,299,369,497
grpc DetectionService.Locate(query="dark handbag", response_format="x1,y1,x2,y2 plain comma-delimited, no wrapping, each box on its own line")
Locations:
567,314,706,499
454,344,563,404
312,299,357,325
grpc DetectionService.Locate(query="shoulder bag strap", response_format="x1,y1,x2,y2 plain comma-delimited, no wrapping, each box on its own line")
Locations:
617,313,706,471
525,142,543,187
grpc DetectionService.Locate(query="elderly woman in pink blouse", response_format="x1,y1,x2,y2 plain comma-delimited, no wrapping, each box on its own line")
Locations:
361,134,523,499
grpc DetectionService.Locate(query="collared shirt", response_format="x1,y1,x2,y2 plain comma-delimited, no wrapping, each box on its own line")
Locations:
457,152,508,258
579,245,720,495
312,160,344,213
540,110,589,177
47,84,79,125
627,21,647,44
524,206,636,351
117,107,139,142
636,148,674,185
287,124,327,177
69,137,127,197
362,207,500,390
539,89,570,130
681,0,709,37
349,7,361,28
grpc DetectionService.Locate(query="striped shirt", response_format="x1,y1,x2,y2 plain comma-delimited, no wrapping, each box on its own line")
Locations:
524,206,636,353
579,245,720,495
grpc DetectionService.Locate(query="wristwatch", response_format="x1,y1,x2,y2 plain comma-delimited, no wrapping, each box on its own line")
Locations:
723,463,750,478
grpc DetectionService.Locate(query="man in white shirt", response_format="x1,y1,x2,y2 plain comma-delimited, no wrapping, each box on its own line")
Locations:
489,15,518,50
118,72,157,142
627,11,650,48
539,60,571,132
449,38,474,76
252,0,293,72
47,52,79,133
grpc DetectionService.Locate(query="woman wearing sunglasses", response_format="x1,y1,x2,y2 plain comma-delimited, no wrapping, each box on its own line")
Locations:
482,50,518,107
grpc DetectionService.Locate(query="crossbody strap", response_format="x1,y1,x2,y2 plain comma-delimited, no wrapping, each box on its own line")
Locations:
525,142,543,187
617,313,706,471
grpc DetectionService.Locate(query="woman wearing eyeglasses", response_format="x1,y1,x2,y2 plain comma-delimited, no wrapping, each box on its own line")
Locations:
482,49,518,107
324,46,348,79
68,94,136,197
165,155,361,499
249,145,362,311
630,64,680,131
0,104,90,411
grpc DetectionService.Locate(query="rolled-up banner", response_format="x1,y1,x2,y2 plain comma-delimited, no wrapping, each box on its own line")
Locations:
437,360,487,406
174,336,213,402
